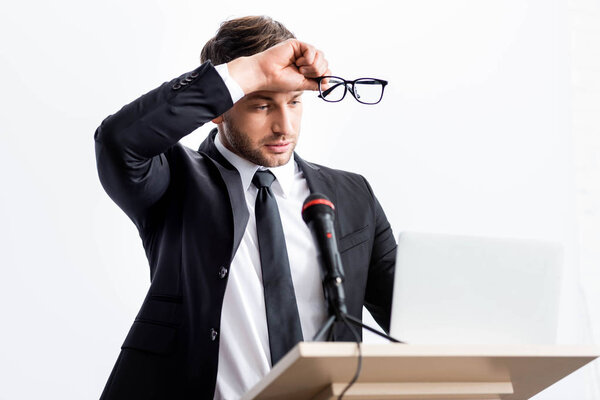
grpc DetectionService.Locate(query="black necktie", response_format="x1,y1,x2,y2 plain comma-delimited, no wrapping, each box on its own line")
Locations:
252,170,303,365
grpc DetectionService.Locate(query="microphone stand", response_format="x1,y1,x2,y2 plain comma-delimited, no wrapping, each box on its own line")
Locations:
312,268,404,344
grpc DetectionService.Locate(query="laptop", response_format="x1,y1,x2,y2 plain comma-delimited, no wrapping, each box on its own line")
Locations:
389,231,563,345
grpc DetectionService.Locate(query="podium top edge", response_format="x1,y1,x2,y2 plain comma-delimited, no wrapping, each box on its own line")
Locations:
296,342,600,358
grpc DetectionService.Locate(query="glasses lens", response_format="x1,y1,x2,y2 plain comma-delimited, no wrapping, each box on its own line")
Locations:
353,79,384,104
319,77,346,102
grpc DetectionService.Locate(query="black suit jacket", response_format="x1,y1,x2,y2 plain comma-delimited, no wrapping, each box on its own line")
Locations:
95,62,397,399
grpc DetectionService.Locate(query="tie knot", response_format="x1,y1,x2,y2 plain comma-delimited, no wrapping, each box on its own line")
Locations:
252,170,276,189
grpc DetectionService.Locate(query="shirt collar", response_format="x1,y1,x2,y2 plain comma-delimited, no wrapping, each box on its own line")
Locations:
214,132,296,198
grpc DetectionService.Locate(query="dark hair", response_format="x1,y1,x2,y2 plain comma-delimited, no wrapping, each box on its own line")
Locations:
200,16,295,65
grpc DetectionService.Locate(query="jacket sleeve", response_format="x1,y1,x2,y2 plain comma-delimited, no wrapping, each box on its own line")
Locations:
363,178,397,333
94,62,233,230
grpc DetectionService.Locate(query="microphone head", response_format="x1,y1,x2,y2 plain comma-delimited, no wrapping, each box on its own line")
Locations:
302,193,335,223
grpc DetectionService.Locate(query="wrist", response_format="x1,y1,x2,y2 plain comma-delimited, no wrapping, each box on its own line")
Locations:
227,56,265,95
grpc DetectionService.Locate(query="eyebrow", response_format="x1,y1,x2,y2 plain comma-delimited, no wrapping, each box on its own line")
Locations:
245,91,303,102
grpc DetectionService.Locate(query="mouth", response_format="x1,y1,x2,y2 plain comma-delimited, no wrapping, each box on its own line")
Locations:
264,142,292,153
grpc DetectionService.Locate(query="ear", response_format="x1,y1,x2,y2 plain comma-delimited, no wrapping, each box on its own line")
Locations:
212,115,224,124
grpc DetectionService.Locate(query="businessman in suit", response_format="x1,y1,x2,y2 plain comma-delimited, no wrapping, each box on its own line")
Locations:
95,16,396,399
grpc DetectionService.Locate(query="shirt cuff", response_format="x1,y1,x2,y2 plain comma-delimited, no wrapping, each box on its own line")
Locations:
214,63,245,103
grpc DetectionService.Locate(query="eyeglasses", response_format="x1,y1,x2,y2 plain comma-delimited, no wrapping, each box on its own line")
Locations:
315,76,388,105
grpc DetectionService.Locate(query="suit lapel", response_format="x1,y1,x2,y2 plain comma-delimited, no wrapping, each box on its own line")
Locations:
295,154,349,341
294,154,336,200
196,136,340,264
198,129,249,263
294,154,341,239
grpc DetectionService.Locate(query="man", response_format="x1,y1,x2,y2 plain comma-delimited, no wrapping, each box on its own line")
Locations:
95,16,396,399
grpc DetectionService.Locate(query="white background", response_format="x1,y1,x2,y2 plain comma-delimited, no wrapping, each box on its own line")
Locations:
1,0,599,398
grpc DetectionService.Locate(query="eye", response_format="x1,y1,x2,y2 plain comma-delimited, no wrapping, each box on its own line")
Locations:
290,100,302,106
255,105,269,111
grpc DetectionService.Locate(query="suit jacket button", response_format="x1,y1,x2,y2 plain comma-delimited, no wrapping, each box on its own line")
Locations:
183,76,193,83
172,83,181,90
219,266,228,279
190,71,199,78
210,328,218,341
179,79,189,86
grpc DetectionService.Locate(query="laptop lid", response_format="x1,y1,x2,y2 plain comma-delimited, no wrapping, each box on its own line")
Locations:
390,231,562,344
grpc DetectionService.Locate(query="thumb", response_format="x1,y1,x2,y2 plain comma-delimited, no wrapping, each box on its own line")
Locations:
296,77,319,91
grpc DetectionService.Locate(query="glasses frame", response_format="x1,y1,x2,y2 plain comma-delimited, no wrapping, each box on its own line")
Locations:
315,76,388,105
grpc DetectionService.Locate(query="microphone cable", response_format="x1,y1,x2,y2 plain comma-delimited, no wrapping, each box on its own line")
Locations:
337,312,362,400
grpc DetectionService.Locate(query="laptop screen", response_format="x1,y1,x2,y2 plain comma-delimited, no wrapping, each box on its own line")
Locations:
390,232,562,345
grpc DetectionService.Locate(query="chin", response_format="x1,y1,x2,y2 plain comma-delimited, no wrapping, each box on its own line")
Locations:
263,152,294,167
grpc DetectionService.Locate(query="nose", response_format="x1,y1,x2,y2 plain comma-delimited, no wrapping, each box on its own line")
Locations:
271,107,294,136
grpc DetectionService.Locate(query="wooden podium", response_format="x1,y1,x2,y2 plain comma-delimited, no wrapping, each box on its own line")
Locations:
242,343,599,400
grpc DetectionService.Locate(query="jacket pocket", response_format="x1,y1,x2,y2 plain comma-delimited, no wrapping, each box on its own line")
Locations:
121,320,177,355
136,294,182,326
338,225,370,253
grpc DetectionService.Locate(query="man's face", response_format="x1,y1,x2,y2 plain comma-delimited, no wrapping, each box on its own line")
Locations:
216,90,303,167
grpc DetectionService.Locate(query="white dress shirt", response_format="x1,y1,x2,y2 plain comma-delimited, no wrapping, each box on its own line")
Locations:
211,133,327,400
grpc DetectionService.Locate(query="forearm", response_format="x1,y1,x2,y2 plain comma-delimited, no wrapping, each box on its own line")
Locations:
94,62,233,228
94,62,232,159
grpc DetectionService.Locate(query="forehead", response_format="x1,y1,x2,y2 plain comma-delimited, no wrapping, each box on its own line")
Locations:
243,90,303,102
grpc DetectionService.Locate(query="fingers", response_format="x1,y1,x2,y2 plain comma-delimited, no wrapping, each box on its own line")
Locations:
298,50,329,78
318,70,334,91
292,40,316,66
296,65,333,92
293,40,329,78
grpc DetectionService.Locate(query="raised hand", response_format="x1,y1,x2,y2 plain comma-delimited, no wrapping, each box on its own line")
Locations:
227,39,330,95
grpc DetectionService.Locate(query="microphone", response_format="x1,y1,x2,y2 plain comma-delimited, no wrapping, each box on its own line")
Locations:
302,193,347,315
